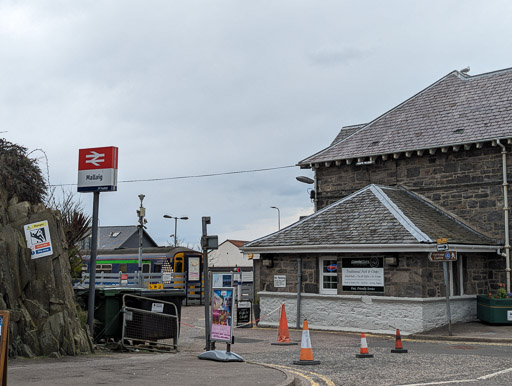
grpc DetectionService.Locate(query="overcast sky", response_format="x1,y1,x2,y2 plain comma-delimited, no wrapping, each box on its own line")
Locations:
2,1,512,248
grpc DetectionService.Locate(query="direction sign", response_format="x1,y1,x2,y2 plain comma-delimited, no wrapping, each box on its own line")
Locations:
436,244,449,251
77,146,118,192
429,251,457,262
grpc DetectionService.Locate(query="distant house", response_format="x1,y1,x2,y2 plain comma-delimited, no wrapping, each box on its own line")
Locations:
243,67,512,334
208,239,251,270
80,225,158,250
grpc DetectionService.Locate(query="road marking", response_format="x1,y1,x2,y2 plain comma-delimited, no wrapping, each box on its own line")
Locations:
478,366,512,380
252,362,335,386
398,366,512,385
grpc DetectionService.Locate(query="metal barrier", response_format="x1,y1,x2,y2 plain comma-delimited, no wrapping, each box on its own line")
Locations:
121,294,179,352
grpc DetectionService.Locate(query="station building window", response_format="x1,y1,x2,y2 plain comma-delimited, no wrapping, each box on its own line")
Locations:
319,257,338,295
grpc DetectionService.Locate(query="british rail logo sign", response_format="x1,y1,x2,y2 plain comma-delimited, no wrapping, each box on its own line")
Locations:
77,146,118,192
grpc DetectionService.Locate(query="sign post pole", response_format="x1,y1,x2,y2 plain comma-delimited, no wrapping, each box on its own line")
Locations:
202,217,211,352
78,146,118,339
87,191,100,336
443,261,452,336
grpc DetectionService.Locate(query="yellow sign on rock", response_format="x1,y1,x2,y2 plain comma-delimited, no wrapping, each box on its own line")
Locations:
148,283,163,290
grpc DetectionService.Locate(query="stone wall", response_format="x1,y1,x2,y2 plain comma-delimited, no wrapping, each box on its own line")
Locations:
0,189,91,358
255,252,505,299
315,143,511,240
258,291,477,334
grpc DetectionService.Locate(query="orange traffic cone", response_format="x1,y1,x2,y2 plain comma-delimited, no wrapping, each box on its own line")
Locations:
293,319,320,365
271,304,298,346
391,329,408,353
355,332,374,358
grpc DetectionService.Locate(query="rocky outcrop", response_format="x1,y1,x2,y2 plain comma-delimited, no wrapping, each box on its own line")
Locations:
0,188,91,357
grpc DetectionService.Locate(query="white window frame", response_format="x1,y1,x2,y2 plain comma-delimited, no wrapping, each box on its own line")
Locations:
319,257,338,295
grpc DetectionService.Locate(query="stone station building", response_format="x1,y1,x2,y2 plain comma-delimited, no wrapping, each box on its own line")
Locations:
242,67,512,334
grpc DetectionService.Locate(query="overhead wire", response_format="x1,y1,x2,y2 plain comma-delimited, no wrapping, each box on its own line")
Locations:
49,164,297,187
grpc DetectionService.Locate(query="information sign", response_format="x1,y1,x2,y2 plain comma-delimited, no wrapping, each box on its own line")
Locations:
211,287,234,342
77,146,118,192
341,257,384,292
24,220,53,259
212,273,232,288
151,303,164,313
429,251,457,262
274,275,286,288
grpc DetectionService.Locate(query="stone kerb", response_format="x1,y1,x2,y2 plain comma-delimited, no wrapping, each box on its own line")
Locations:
258,292,477,334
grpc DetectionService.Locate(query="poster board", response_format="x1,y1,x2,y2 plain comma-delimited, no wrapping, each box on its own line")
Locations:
0,311,10,386
187,256,201,282
211,287,234,342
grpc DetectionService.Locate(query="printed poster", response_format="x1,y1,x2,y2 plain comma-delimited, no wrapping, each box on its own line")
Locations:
211,287,234,342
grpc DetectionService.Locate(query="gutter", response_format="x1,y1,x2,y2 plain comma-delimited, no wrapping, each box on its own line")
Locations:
241,243,501,254
496,139,511,293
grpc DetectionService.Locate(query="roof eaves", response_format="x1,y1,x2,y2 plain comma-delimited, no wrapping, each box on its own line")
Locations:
240,243,501,254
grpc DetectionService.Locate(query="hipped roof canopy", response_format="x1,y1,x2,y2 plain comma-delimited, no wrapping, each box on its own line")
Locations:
242,185,499,254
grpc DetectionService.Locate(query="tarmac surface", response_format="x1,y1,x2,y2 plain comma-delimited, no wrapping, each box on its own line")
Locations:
8,305,512,385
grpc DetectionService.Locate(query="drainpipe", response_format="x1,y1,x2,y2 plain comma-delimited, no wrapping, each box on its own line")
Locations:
313,174,318,212
496,139,511,294
297,256,302,329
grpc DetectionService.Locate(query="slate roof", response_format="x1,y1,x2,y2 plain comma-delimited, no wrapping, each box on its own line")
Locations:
228,240,250,248
242,185,498,252
97,226,158,249
299,68,512,166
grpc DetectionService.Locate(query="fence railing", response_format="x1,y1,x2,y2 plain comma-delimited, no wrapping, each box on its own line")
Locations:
75,272,206,304
121,294,179,352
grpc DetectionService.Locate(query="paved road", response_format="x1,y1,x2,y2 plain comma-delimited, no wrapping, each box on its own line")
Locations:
8,306,512,385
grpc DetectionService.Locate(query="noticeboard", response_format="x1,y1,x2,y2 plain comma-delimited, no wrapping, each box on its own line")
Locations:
0,311,10,386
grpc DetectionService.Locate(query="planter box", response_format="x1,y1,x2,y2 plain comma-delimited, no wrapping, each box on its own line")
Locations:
477,295,512,324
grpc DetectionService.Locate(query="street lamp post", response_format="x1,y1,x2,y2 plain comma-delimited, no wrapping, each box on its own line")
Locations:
270,206,280,230
163,215,189,246
137,194,146,287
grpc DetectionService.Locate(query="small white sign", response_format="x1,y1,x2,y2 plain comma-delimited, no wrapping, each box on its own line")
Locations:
151,303,164,313
238,301,251,308
24,220,53,259
241,271,253,282
436,244,449,251
162,273,173,282
274,275,286,288
507,310,512,321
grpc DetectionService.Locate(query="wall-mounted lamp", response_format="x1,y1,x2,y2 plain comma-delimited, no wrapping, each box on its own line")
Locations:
384,257,398,266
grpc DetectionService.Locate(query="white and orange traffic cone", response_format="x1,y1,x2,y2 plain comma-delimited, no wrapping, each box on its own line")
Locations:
355,332,374,358
391,329,408,353
271,304,298,346
293,319,320,365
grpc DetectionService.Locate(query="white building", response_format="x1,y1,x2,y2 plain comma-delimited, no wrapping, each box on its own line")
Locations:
208,239,252,270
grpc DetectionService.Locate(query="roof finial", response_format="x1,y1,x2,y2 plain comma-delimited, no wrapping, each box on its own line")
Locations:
460,66,470,74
